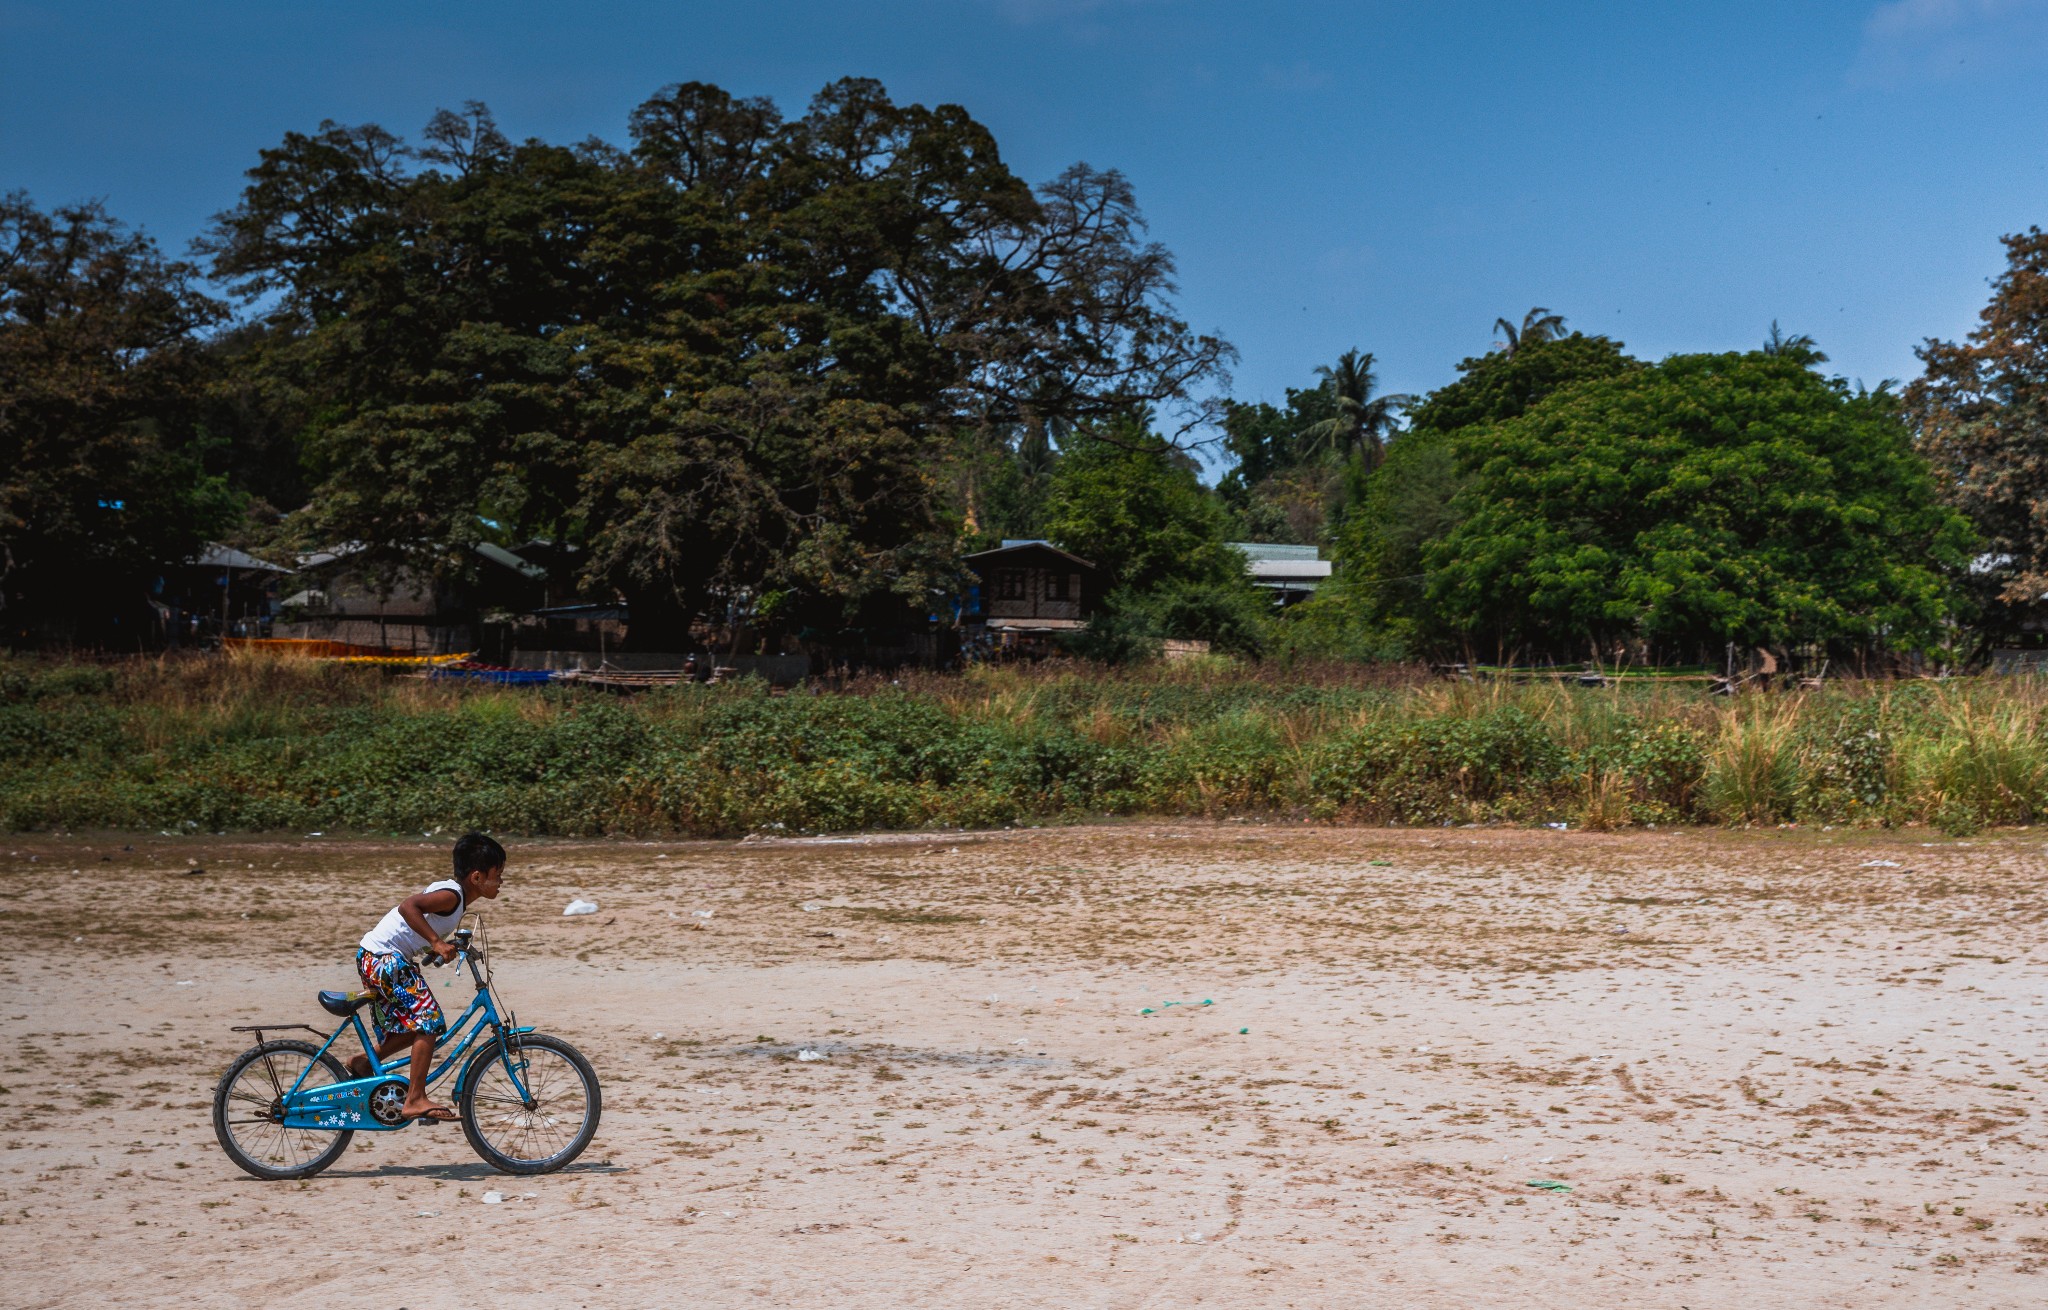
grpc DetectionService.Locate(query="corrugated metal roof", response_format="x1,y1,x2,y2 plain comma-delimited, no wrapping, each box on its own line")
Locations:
193,543,290,573
1245,560,1331,583
475,541,548,580
1230,542,1322,562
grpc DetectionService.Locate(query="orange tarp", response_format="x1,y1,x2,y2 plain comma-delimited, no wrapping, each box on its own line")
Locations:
223,638,470,666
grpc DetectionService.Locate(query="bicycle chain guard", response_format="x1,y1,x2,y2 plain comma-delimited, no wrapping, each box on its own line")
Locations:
283,1075,412,1131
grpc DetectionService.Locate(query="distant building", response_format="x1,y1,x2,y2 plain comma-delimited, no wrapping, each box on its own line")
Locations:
964,540,1105,637
1230,542,1330,604
278,542,553,655
155,544,292,644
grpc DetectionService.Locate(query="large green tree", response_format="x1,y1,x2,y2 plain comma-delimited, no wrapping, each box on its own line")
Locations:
1907,227,2048,612
1215,384,1339,543
204,81,1231,647
1422,350,1973,658
1405,330,1638,433
1040,421,1242,593
1215,347,1407,546
1300,348,1411,468
1310,332,1639,655
0,193,240,643
1491,306,1567,357
1040,418,1269,656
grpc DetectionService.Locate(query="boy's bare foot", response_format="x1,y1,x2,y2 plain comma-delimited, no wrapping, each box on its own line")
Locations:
345,1055,373,1079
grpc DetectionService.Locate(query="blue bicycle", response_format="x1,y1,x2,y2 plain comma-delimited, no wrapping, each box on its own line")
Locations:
211,919,601,1180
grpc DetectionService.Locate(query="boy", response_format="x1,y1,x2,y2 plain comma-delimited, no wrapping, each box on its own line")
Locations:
346,832,505,1122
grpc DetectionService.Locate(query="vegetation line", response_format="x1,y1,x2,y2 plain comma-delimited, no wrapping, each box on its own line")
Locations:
6,654,2045,838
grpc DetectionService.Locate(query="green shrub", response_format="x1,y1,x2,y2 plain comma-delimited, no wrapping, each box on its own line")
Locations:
9,653,2048,836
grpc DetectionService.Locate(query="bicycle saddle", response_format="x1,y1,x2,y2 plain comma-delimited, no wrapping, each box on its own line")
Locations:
318,989,375,1017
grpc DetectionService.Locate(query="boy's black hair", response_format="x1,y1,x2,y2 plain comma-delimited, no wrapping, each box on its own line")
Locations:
453,832,506,879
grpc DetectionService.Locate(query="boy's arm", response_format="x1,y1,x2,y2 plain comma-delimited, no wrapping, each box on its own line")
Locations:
397,889,463,962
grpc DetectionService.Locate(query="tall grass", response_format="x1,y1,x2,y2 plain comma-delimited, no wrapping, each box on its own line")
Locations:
1703,699,1800,825
7,653,2048,836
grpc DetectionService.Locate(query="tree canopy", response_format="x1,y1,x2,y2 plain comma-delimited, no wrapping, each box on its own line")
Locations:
1405,330,1637,433
0,193,240,641
1040,420,1242,592
1422,350,1973,657
1908,226,2048,608
1315,332,1638,653
201,80,1231,645
1039,418,1269,657
4,77,2031,670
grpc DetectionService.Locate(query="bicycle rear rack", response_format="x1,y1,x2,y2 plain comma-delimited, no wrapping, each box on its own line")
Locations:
230,1024,329,1040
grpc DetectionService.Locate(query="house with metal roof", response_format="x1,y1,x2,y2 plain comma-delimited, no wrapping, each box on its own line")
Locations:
1230,542,1330,604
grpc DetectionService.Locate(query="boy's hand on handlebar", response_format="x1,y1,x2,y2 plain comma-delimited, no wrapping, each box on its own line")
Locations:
429,939,459,965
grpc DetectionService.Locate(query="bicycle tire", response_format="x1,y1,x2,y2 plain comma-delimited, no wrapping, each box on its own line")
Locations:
458,1032,601,1175
211,1039,355,1181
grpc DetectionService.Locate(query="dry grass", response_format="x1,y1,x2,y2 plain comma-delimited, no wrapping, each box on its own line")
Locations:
13,652,2048,836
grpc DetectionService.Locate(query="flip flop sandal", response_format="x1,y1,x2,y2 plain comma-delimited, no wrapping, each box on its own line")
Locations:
405,1106,461,1124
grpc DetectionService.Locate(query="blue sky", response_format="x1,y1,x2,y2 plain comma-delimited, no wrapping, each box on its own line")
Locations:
6,0,2047,437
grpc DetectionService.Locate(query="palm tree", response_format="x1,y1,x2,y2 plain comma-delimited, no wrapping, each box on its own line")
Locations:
1761,320,1828,366
1493,307,1567,357
1301,349,1413,471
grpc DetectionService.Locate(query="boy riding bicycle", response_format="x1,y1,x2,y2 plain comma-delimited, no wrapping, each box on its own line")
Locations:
347,832,505,1122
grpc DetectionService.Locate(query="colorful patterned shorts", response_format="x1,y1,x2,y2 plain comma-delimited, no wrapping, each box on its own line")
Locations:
355,949,448,1042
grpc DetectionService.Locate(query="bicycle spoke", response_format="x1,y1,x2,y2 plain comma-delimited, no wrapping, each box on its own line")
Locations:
258,1053,286,1102
471,1045,589,1164
221,1046,348,1175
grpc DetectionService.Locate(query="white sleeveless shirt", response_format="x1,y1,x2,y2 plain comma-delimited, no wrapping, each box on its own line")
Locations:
359,880,466,962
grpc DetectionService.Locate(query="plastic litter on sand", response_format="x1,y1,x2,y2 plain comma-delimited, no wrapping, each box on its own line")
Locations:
1524,1179,1572,1192
562,898,599,917
482,1191,504,1204
1139,999,1215,1015
796,1048,826,1062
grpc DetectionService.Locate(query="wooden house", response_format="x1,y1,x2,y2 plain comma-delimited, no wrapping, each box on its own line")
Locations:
964,540,1104,635
277,542,552,655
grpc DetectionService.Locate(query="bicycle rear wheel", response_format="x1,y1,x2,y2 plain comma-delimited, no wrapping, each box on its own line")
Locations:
212,1039,354,1180
458,1032,600,1175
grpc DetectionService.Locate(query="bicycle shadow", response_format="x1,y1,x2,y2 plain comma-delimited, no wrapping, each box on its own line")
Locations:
325,1158,627,1181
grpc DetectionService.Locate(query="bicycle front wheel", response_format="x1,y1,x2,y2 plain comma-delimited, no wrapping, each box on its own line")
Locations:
211,1039,355,1181
458,1032,601,1175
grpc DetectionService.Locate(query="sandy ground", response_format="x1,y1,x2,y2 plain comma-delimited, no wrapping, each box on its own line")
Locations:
4,822,2048,1307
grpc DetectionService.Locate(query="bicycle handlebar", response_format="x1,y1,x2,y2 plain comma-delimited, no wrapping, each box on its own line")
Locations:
423,929,475,968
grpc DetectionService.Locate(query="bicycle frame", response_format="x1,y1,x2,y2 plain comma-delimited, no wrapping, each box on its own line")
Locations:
278,949,535,1132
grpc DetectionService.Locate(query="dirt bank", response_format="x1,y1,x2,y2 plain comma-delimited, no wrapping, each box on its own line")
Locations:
4,823,2047,1307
